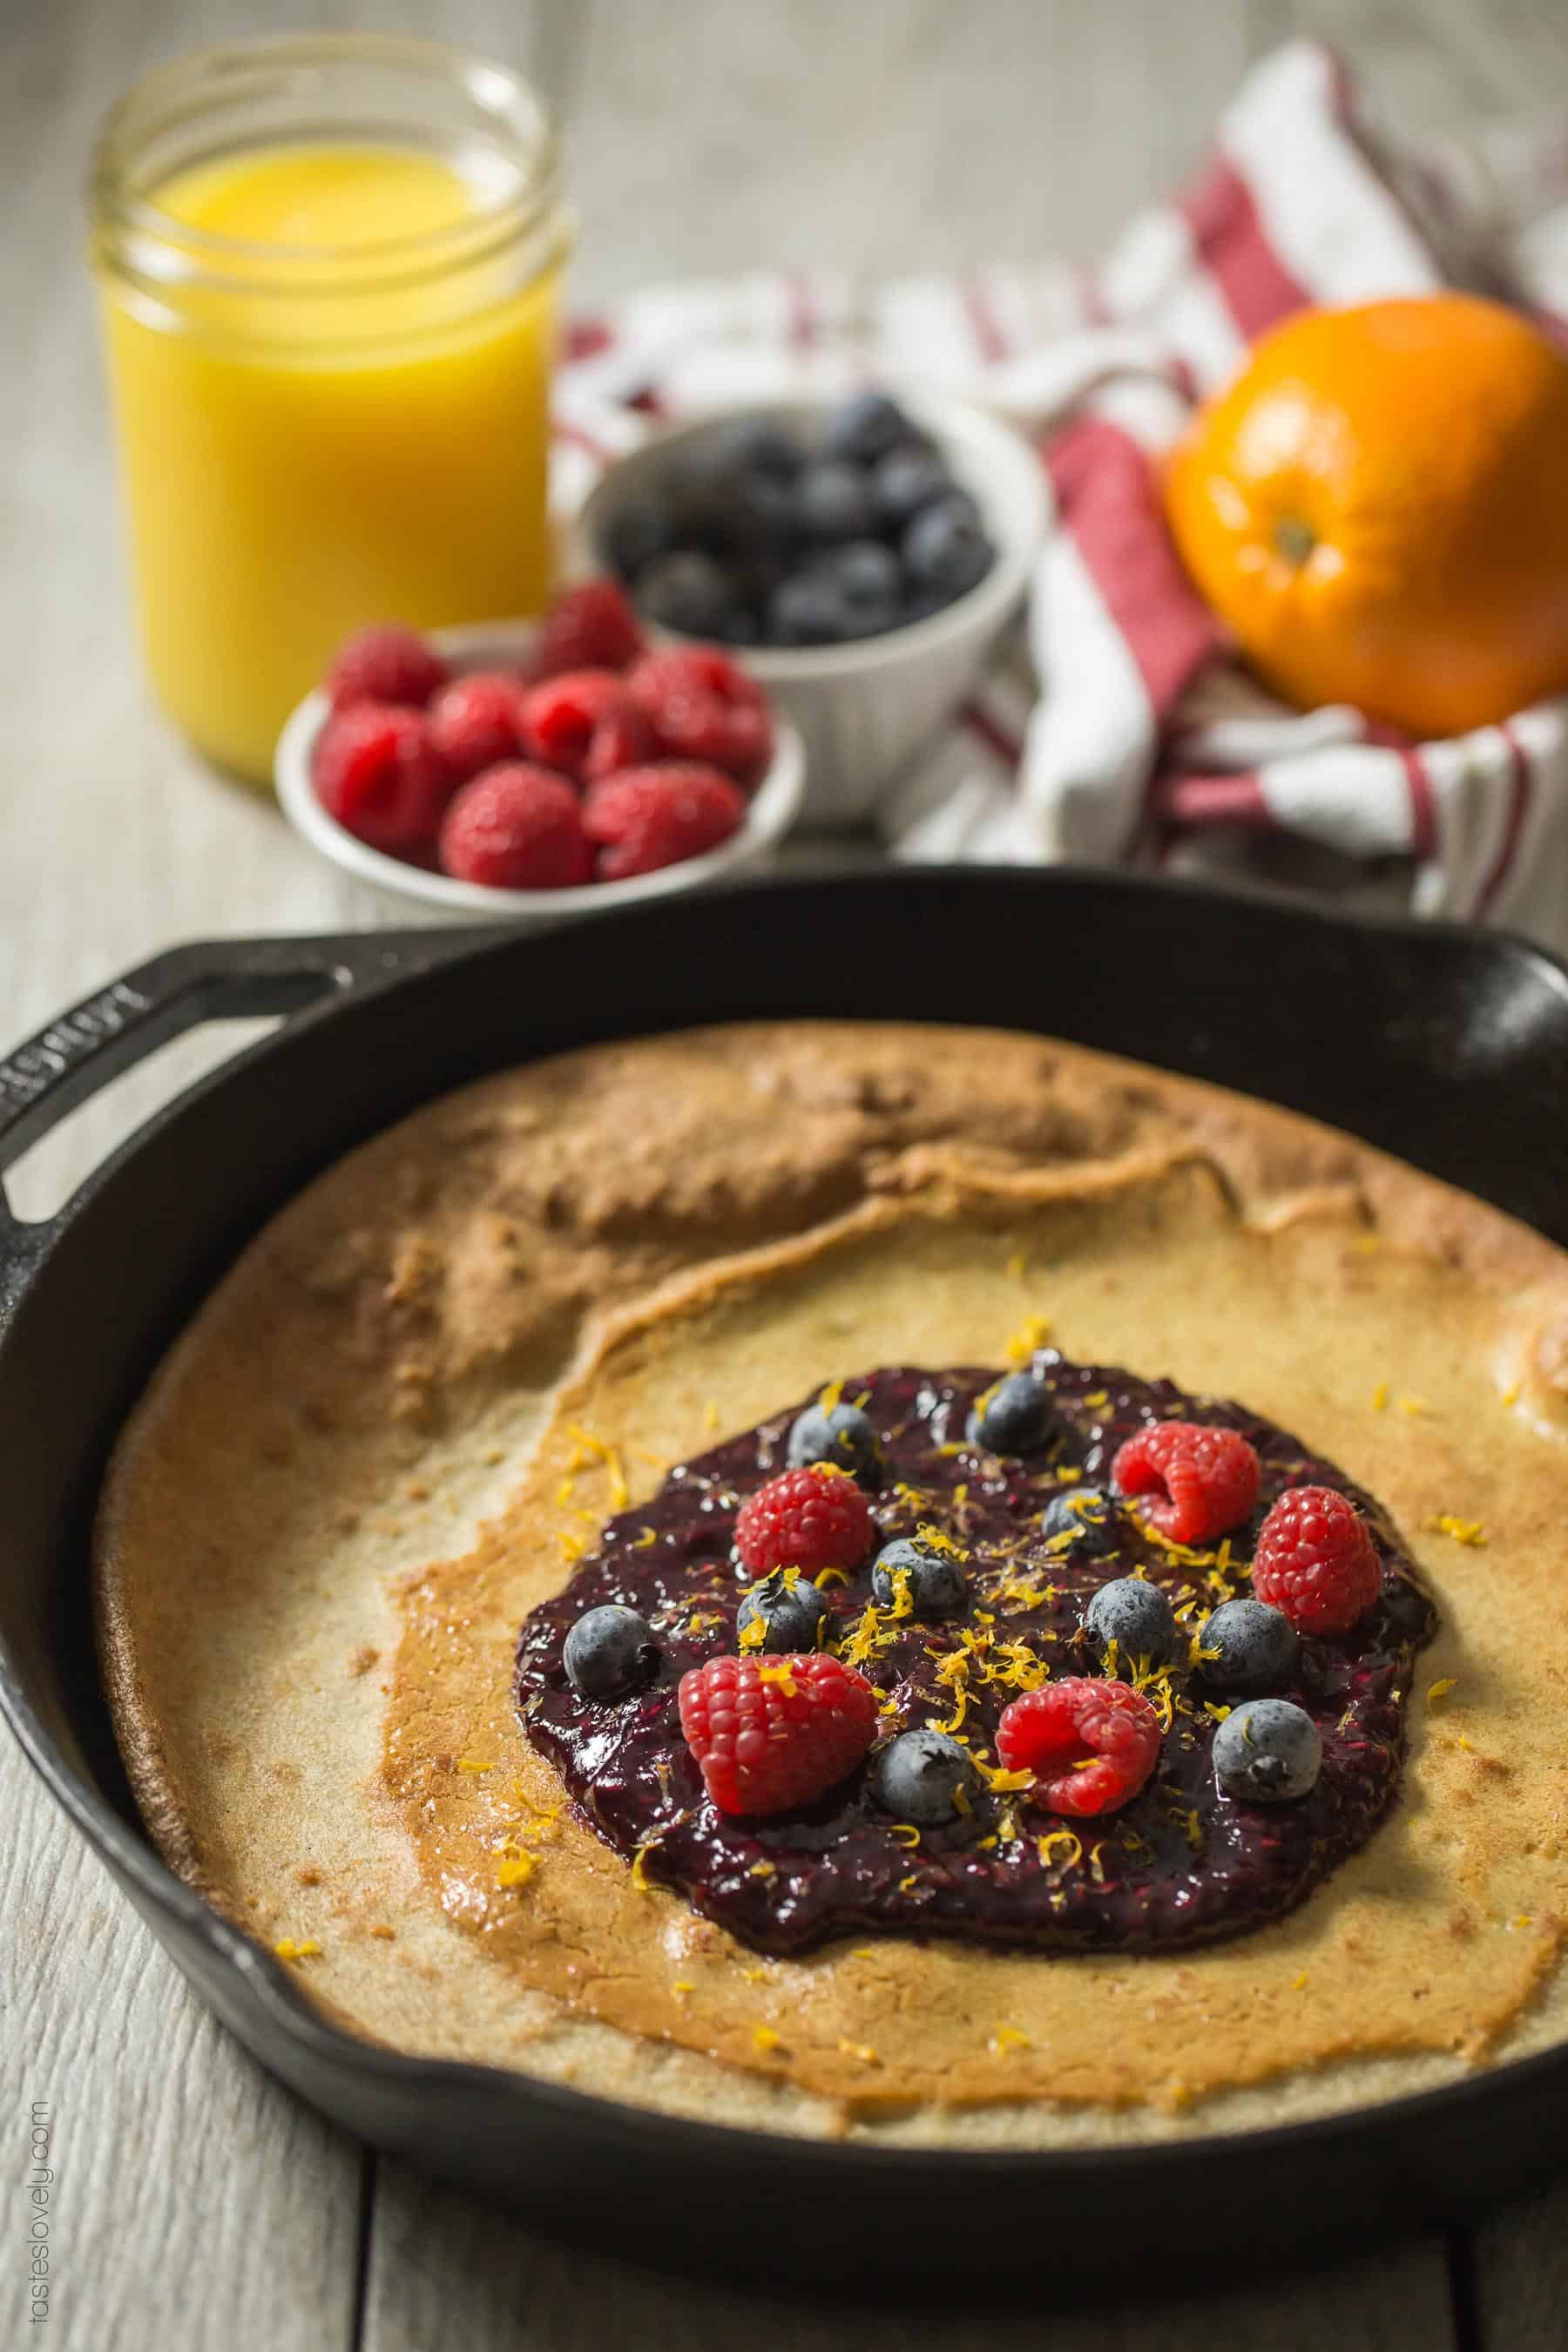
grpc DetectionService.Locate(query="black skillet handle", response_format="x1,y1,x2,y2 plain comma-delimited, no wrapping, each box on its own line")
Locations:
0,930,469,1316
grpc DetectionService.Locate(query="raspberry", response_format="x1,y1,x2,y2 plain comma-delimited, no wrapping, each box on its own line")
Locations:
583,700,656,783
520,669,652,782
658,694,773,786
678,1652,878,1816
437,763,593,890
1252,1485,1382,1635
626,645,773,786
324,624,448,712
996,1678,1162,1818
1112,1421,1260,1546
583,764,745,880
629,645,767,713
313,702,451,855
531,578,644,680
733,1464,875,1582
426,672,526,782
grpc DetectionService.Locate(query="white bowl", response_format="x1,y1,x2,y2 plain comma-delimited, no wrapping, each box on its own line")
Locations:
275,619,805,926
577,393,1046,829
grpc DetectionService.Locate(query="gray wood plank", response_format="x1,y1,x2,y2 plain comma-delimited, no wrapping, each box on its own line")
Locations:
563,0,1273,303
362,2160,1455,2352
1473,2181,1568,2351
1293,0,1568,125
3,1746,366,2352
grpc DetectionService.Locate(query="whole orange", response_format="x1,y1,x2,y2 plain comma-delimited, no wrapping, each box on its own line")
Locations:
1165,294,1568,737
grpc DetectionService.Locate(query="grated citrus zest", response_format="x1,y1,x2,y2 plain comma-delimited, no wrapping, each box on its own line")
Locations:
495,1845,536,1891
1429,1514,1486,1547
1037,1829,1083,1872
565,1424,630,1508
1004,1314,1053,1365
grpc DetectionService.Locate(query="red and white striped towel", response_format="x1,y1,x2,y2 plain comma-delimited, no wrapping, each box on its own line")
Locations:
552,42,1568,948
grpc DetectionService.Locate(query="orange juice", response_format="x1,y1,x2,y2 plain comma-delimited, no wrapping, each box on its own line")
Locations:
91,41,571,784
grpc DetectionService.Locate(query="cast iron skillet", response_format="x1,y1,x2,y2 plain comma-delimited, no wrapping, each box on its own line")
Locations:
3,870,1568,2295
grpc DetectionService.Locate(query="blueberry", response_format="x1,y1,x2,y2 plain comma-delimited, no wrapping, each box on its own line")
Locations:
666,436,733,490
873,446,951,527
735,470,801,549
966,1370,1056,1456
902,495,993,595
1213,1698,1322,1803
830,538,901,605
1039,1485,1121,1557
663,462,782,559
602,497,678,583
821,540,901,636
659,447,735,537
795,459,875,542
737,1567,828,1654
919,483,980,531
872,1536,967,1618
839,599,899,641
1197,1598,1300,1693
766,572,855,645
636,551,739,636
720,417,805,482
563,1605,659,1700
900,586,953,626
787,1400,881,1478
840,598,900,642
712,604,761,646
1083,1576,1177,1664
872,1728,983,1826
824,389,913,466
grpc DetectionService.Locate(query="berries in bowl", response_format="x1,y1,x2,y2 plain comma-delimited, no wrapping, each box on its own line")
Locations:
577,390,1046,828
602,391,997,648
274,585,804,925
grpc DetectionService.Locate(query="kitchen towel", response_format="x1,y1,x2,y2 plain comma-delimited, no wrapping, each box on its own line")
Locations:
551,40,1568,948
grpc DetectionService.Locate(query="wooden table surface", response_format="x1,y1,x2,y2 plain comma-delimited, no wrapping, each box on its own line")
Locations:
7,2,1568,2344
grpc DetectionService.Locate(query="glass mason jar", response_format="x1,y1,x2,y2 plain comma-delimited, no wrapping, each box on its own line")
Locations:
90,34,573,785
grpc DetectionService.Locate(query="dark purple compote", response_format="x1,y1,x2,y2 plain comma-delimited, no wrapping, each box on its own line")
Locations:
514,1357,1436,1956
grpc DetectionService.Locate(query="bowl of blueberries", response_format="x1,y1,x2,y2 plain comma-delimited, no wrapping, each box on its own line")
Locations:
578,387,1045,827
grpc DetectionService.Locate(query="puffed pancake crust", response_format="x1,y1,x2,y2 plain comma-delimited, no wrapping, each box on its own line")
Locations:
96,1024,1568,2146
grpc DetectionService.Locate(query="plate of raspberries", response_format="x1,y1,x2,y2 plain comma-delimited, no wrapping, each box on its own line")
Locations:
276,580,803,922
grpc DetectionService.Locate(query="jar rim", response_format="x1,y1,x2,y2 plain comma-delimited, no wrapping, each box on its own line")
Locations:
90,30,566,290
